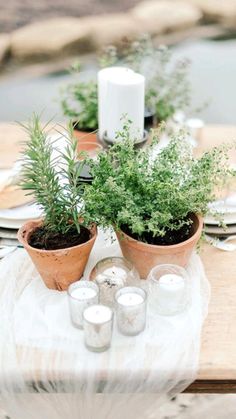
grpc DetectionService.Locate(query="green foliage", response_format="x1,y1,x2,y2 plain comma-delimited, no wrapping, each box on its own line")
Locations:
62,35,193,130
20,115,87,235
84,121,235,241
61,80,98,130
100,34,192,121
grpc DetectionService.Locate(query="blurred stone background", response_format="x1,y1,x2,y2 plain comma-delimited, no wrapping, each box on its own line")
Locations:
1,0,236,124
1,0,236,66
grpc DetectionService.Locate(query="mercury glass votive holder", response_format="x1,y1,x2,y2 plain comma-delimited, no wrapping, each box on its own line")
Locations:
83,304,114,352
147,264,190,316
68,281,99,329
115,286,147,336
89,257,140,307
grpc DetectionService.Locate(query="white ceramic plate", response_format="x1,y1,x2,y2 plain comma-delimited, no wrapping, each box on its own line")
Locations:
204,212,236,226
0,203,42,229
204,224,236,236
0,203,42,221
205,197,236,225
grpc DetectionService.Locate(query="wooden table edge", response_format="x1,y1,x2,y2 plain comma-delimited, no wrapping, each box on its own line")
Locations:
185,379,236,393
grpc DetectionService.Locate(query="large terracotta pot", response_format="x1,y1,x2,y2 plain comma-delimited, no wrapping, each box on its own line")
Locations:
116,214,203,279
18,220,97,291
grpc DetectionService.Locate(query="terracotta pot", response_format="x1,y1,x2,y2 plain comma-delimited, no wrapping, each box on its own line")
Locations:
17,220,97,291
116,214,203,279
73,128,97,143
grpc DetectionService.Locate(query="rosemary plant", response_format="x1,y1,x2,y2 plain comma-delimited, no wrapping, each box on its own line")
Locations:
20,115,85,235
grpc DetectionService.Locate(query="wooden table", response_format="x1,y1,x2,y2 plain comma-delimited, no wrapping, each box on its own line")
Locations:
1,122,236,393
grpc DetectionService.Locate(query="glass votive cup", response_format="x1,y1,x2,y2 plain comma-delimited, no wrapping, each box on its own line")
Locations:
67,281,99,329
83,304,114,352
89,257,140,307
147,264,190,316
115,286,147,336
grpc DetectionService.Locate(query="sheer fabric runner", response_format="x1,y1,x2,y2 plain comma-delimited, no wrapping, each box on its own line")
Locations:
0,230,210,419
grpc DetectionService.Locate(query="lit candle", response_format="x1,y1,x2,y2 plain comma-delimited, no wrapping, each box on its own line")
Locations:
90,257,139,306
67,281,99,329
96,266,127,286
115,286,147,336
98,67,145,143
83,304,113,352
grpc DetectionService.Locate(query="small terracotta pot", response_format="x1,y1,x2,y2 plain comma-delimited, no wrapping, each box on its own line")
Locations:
17,220,97,291
116,214,203,279
73,128,97,143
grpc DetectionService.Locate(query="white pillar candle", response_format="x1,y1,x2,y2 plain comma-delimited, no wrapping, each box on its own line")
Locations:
158,274,187,315
83,304,113,352
98,67,134,141
98,67,145,143
67,281,99,329
115,286,147,336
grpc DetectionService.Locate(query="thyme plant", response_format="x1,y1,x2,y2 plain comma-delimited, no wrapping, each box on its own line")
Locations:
84,122,235,243
61,80,98,131
20,115,86,235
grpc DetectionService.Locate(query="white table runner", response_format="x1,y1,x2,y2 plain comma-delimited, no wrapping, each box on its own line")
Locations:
0,229,210,419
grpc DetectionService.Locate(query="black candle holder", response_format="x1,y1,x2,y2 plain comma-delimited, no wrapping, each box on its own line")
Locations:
99,130,149,149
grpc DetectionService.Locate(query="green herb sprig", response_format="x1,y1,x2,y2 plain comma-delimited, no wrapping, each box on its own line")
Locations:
20,115,86,235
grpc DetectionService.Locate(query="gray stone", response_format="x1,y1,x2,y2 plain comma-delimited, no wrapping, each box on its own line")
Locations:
10,18,93,61
188,0,236,27
0,34,10,65
80,13,141,48
131,0,202,35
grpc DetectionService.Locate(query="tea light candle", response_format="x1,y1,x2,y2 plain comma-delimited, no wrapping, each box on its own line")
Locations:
67,281,99,329
83,304,113,352
96,266,127,286
148,264,190,316
90,257,140,307
115,287,147,336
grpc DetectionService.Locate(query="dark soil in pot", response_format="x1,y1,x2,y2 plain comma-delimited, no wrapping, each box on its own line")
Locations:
121,217,194,246
29,225,91,250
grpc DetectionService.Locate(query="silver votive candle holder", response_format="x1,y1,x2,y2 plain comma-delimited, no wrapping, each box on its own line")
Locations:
83,304,114,352
115,286,147,336
89,256,140,307
68,281,99,329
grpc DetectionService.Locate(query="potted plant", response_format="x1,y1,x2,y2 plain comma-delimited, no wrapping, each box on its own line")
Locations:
100,35,194,127
84,121,234,278
17,116,97,291
61,77,98,142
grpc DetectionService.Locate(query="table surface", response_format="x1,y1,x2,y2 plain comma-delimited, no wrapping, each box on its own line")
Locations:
1,122,236,393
